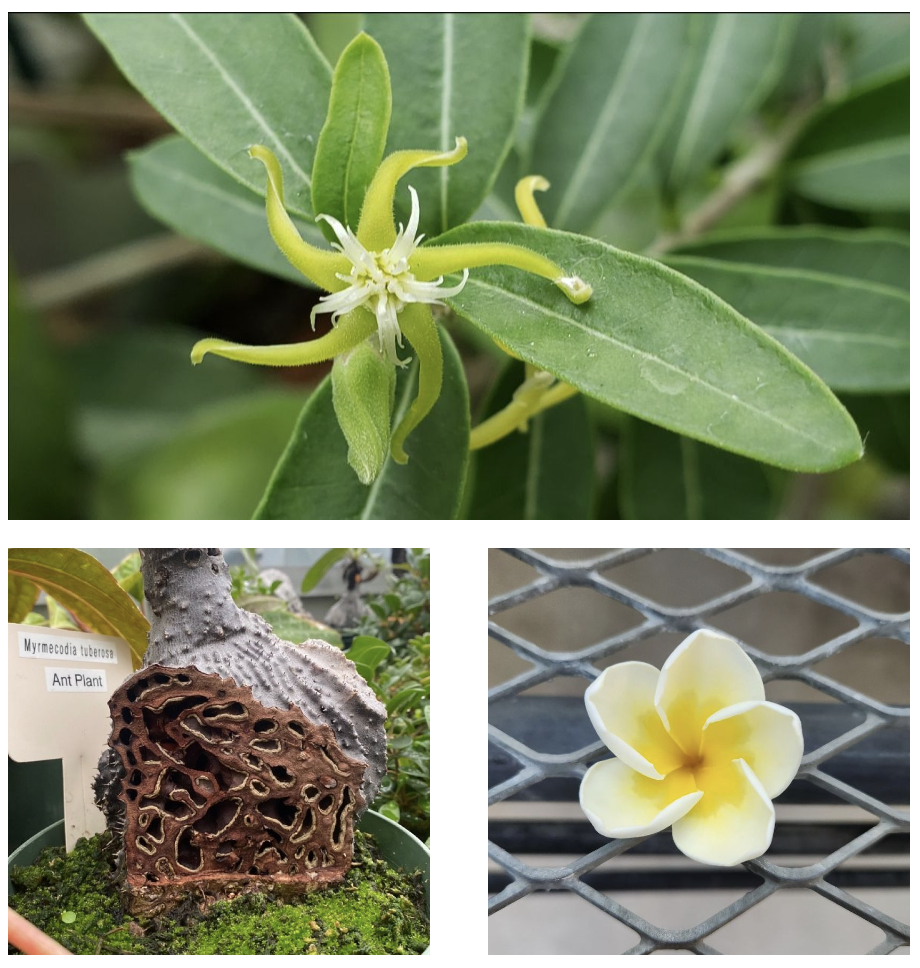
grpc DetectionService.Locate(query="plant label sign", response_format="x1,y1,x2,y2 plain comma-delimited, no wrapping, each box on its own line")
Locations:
8,624,135,851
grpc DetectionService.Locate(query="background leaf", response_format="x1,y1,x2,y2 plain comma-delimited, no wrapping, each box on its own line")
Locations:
8,549,150,663
93,391,304,519
658,13,796,192
467,360,594,518
672,227,909,291
529,13,691,232
255,328,470,518
665,255,909,392
437,221,862,472
347,635,392,681
8,574,39,623
85,13,331,218
301,548,348,593
839,394,909,474
618,417,783,519
785,72,908,211
364,12,528,236
261,609,343,648
312,32,391,238
129,136,322,287
843,13,909,87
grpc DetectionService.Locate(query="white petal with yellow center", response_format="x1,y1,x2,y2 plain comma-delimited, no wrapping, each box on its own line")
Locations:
671,757,774,866
654,629,764,758
580,759,701,839
700,700,803,799
585,662,687,779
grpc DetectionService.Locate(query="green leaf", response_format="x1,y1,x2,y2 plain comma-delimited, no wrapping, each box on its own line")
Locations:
8,549,150,664
8,574,39,623
128,136,323,288
664,255,909,392
468,360,594,519
261,609,343,649
436,221,862,472
254,328,470,518
61,911,77,925
619,417,783,519
112,552,145,605
347,635,391,679
844,13,909,87
377,800,401,823
672,227,909,291
332,341,396,485
301,549,348,593
658,13,796,192
84,13,331,218
312,33,391,239
786,73,908,211
47,597,79,630
387,687,425,716
530,13,692,232
840,393,908,474
93,391,304,519
9,273,83,519
365,13,528,236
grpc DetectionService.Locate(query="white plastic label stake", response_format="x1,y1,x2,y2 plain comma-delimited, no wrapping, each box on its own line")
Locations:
8,623,136,851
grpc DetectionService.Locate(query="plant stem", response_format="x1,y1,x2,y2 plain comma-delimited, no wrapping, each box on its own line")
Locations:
646,100,818,257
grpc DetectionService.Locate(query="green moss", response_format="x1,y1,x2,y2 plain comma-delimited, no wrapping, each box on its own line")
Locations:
9,830,428,955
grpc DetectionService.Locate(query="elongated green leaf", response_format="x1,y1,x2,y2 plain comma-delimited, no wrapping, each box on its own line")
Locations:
129,136,322,287
312,33,391,238
658,13,796,191
94,392,304,520
8,574,39,623
436,221,862,472
47,596,80,630
845,13,909,86
468,360,594,519
8,549,150,663
619,417,782,519
840,393,909,474
261,609,343,648
665,255,909,392
673,227,909,291
255,329,469,518
786,73,908,211
364,13,528,236
84,13,331,218
301,548,348,592
530,13,691,232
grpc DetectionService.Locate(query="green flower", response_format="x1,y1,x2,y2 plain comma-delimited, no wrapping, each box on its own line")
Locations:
192,138,591,466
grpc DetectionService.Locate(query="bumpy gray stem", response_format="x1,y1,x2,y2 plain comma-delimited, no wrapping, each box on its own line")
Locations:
136,549,387,810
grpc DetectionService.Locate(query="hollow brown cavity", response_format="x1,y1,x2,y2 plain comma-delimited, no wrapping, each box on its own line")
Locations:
108,664,366,914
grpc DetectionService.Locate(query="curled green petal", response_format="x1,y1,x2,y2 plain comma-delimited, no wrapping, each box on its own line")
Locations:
410,241,593,305
192,309,376,367
357,137,468,253
389,303,442,464
515,175,550,228
249,145,350,292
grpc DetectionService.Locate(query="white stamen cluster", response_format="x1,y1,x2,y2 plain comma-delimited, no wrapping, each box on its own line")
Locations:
312,186,469,366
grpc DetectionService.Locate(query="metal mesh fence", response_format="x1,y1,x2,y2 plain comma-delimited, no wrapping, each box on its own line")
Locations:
488,548,910,955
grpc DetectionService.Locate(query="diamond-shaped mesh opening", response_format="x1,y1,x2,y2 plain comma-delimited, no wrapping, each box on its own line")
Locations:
819,725,909,804
489,891,639,954
489,549,909,955
812,638,909,705
710,591,858,654
706,888,888,955
488,547,541,597
494,584,646,652
602,549,750,608
810,554,910,614
489,636,536,688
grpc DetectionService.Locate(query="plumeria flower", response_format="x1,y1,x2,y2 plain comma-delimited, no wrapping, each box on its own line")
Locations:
580,629,803,867
191,138,592,464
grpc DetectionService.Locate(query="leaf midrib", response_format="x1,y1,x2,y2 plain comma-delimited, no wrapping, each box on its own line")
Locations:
168,14,313,190
457,277,842,458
